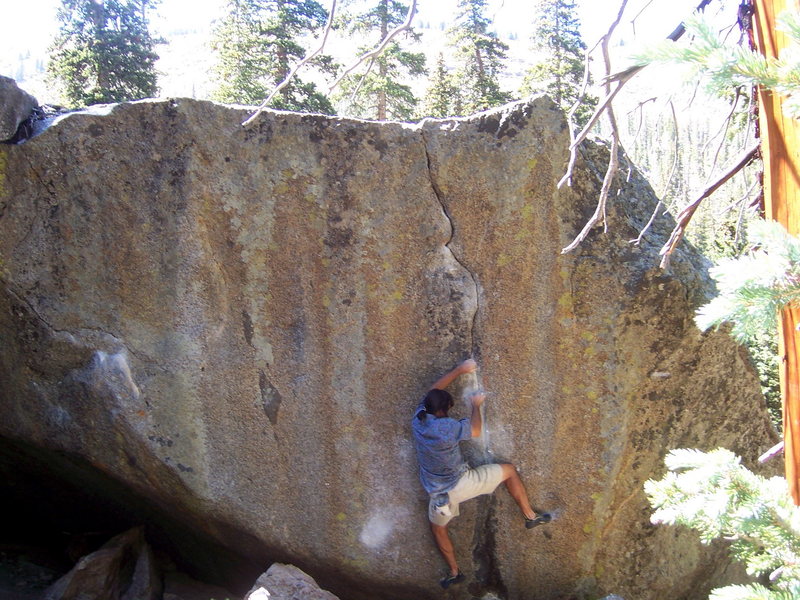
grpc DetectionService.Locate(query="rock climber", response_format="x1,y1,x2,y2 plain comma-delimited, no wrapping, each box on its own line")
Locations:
411,358,550,589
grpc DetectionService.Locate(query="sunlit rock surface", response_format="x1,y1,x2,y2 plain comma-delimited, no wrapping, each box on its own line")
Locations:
0,97,777,599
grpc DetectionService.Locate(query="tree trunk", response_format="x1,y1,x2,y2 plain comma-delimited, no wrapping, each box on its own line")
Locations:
753,0,800,504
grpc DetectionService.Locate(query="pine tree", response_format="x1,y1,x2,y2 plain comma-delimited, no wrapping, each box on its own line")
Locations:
212,0,334,114
418,53,459,119
646,448,800,599
520,0,597,126
334,0,426,121
47,0,161,107
446,0,511,115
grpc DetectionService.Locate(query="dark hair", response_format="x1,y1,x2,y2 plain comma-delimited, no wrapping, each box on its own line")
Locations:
419,388,454,420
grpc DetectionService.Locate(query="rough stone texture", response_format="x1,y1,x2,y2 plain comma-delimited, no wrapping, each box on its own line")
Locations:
0,97,778,600
246,563,340,600
0,76,37,141
43,527,161,600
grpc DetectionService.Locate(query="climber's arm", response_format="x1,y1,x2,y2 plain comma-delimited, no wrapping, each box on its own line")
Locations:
429,358,477,391
469,392,485,437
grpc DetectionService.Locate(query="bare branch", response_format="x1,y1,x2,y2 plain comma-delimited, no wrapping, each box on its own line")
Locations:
349,57,376,105
560,42,599,188
627,96,656,151
704,88,742,184
561,0,627,254
328,0,417,94
242,0,338,128
629,0,656,36
665,0,714,41
630,100,679,246
659,141,759,269
560,0,718,190
760,441,785,463
558,64,640,189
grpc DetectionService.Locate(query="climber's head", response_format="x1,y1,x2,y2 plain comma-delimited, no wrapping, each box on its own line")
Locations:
424,388,454,417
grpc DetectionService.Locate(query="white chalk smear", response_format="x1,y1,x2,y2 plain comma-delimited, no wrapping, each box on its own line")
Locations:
95,350,140,400
359,513,395,549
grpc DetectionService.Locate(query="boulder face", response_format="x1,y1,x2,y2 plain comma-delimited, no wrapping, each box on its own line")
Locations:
0,97,778,600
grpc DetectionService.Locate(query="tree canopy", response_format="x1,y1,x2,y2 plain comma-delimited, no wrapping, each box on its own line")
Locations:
520,0,596,126
334,0,426,121
47,0,161,107
212,0,335,113
445,0,511,115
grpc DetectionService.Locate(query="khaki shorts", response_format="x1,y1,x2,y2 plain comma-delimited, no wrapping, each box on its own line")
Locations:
428,464,505,526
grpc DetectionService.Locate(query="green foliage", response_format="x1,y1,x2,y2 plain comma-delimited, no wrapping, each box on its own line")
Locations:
212,0,334,113
418,53,460,119
646,448,800,599
519,0,597,127
747,328,782,433
696,219,800,344
445,0,511,115
47,0,161,107
334,0,426,121
633,11,800,119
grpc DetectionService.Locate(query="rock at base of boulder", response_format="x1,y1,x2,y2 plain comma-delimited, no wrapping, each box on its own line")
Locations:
246,564,339,600
42,527,161,600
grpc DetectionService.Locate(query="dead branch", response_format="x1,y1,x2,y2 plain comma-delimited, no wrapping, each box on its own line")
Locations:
760,441,785,463
349,56,376,105
560,0,734,259
559,0,717,191
560,0,628,254
659,141,759,268
327,0,418,94
666,0,714,41
560,41,600,188
705,88,743,183
630,100,679,245
629,0,656,36
700,87,741,159
627,96,656,142
242,0,338,128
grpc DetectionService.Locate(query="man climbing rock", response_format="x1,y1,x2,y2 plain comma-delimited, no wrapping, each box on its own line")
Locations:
411,358,550,589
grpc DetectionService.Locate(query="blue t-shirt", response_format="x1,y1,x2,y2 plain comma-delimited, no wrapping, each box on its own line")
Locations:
411,399,472,495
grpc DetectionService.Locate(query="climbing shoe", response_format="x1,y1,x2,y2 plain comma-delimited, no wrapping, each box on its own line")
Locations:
525,513,552,529
440,571,465,589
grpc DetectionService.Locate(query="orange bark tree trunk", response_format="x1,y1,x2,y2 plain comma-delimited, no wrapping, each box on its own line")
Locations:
753,0,800,504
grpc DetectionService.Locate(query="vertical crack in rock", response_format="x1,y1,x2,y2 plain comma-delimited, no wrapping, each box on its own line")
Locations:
470,495,508,598
420,130,480,357
421,129,505,596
